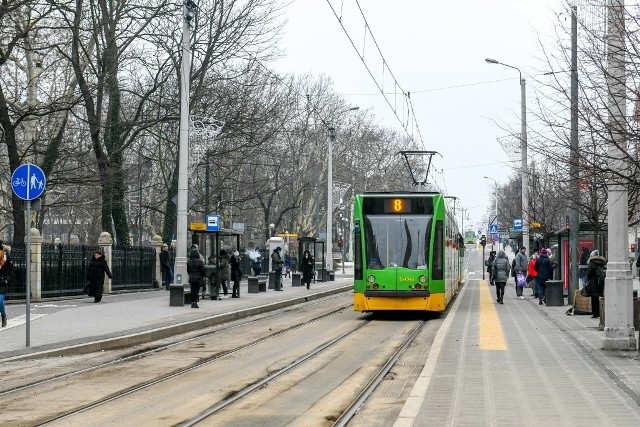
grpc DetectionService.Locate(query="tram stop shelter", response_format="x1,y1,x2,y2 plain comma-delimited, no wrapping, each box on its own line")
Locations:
189,223,243,297
298,237,327,282
552,222,607,297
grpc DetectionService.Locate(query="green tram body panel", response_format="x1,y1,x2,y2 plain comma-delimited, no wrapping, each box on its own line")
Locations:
352,193,463,312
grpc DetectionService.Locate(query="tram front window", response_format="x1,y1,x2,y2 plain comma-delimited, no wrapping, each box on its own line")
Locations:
364,215,431,269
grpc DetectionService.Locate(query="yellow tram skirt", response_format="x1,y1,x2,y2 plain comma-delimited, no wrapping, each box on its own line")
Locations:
354,293,447,312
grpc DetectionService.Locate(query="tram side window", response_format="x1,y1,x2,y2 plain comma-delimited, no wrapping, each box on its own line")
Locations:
432,220,444,280
354,222,363,280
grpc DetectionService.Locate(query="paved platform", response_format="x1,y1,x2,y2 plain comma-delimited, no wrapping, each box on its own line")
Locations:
0,276,352,361
396,247,640,426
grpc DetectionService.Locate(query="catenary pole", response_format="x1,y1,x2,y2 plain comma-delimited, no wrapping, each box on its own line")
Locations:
603,0,635,350
568,5,580,305
175,2,193,296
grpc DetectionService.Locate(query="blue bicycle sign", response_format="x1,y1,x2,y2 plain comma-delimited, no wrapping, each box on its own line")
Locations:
11,163,46,201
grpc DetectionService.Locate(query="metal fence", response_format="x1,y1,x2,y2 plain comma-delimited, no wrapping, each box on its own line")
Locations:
5,243,157,300
42,243,100,297
5,244,26,299
111,245,156,290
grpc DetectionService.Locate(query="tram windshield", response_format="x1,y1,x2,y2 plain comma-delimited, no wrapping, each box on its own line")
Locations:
363,215,432,270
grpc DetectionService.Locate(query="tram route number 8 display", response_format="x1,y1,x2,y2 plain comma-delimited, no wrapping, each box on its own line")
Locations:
383,198,411,214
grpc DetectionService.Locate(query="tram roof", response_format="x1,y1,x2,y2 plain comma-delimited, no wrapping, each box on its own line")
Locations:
359,191,443,196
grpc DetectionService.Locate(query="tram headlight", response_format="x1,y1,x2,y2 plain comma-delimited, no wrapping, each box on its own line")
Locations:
367,275,376,283
419,275,427,283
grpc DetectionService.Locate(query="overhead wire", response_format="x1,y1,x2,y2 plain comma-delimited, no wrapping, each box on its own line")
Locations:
324,0,425,148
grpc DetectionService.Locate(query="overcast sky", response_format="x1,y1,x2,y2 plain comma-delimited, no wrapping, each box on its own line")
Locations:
273,0,565,231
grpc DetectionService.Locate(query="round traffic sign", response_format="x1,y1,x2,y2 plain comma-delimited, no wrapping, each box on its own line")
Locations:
11,163,46,201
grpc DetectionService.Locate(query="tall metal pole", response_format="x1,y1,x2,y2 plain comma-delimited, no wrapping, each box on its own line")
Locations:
326,127,335,273
568,5,580,305
520,77,529,256
175,3,192,290
26,201,31,347
603,0,635,350
485,58,528,255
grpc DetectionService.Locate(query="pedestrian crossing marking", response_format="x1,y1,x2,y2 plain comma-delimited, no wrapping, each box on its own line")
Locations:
0,314,47,331
479,280,507,350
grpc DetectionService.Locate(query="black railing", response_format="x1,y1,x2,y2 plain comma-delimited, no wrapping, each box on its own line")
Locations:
42,244,99,297
4,243,156,300
111,245,156,290
5,244,26,300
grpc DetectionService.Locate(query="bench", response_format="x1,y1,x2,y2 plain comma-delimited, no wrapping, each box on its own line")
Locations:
248,276,267,293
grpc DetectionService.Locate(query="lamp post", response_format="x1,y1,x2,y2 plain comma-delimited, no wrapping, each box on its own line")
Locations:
174,1,197,295
485,58,529,256
484,176,498,249
326,106,359,273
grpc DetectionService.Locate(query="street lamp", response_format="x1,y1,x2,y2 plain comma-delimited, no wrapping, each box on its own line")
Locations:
484,176,498,249
174,0,198,298
326,106,359,273
485,58,529,255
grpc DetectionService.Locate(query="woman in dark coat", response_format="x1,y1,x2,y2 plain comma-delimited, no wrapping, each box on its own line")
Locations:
533,248,554,305
301,250,314,290
586,250,607,318
485,251,496,286
229,250,242,298
86,250,112,303
187,249,205,308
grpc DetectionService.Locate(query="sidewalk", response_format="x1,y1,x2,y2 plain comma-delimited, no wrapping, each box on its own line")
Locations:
0,276,353,361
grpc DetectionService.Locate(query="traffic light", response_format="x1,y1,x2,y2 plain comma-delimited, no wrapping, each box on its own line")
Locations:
337,238,343,248
479,235,487,247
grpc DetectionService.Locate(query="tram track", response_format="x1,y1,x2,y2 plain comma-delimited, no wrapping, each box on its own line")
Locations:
1,293,433,426
179,319,426,426
39,311,363,426
0,294,349,398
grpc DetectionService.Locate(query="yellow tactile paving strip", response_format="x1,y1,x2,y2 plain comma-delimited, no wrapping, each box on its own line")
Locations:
479,280,507,350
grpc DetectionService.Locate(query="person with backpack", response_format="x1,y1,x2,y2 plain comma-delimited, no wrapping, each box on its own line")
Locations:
586,250,607,318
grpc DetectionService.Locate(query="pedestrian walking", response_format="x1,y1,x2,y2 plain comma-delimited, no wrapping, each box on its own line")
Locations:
187,249,205,308
492,250,510,304
159,243,173,290
586,250,607,318
86,250,112,303
230,250,242,298
485,251,496,285
514,246,528,299
218,249,230,296
527,251,539,297
284,251,292,278
271,246,284,291
0,243,13,327
534,248,554,305
301,250,314,289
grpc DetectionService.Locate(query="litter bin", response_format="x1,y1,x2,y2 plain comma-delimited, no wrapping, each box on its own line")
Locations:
545,280,564,306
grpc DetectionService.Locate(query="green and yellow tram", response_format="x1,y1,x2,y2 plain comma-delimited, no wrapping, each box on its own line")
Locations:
353,193,463,312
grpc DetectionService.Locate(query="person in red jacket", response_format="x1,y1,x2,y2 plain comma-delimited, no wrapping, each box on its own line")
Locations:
527,251,539,298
